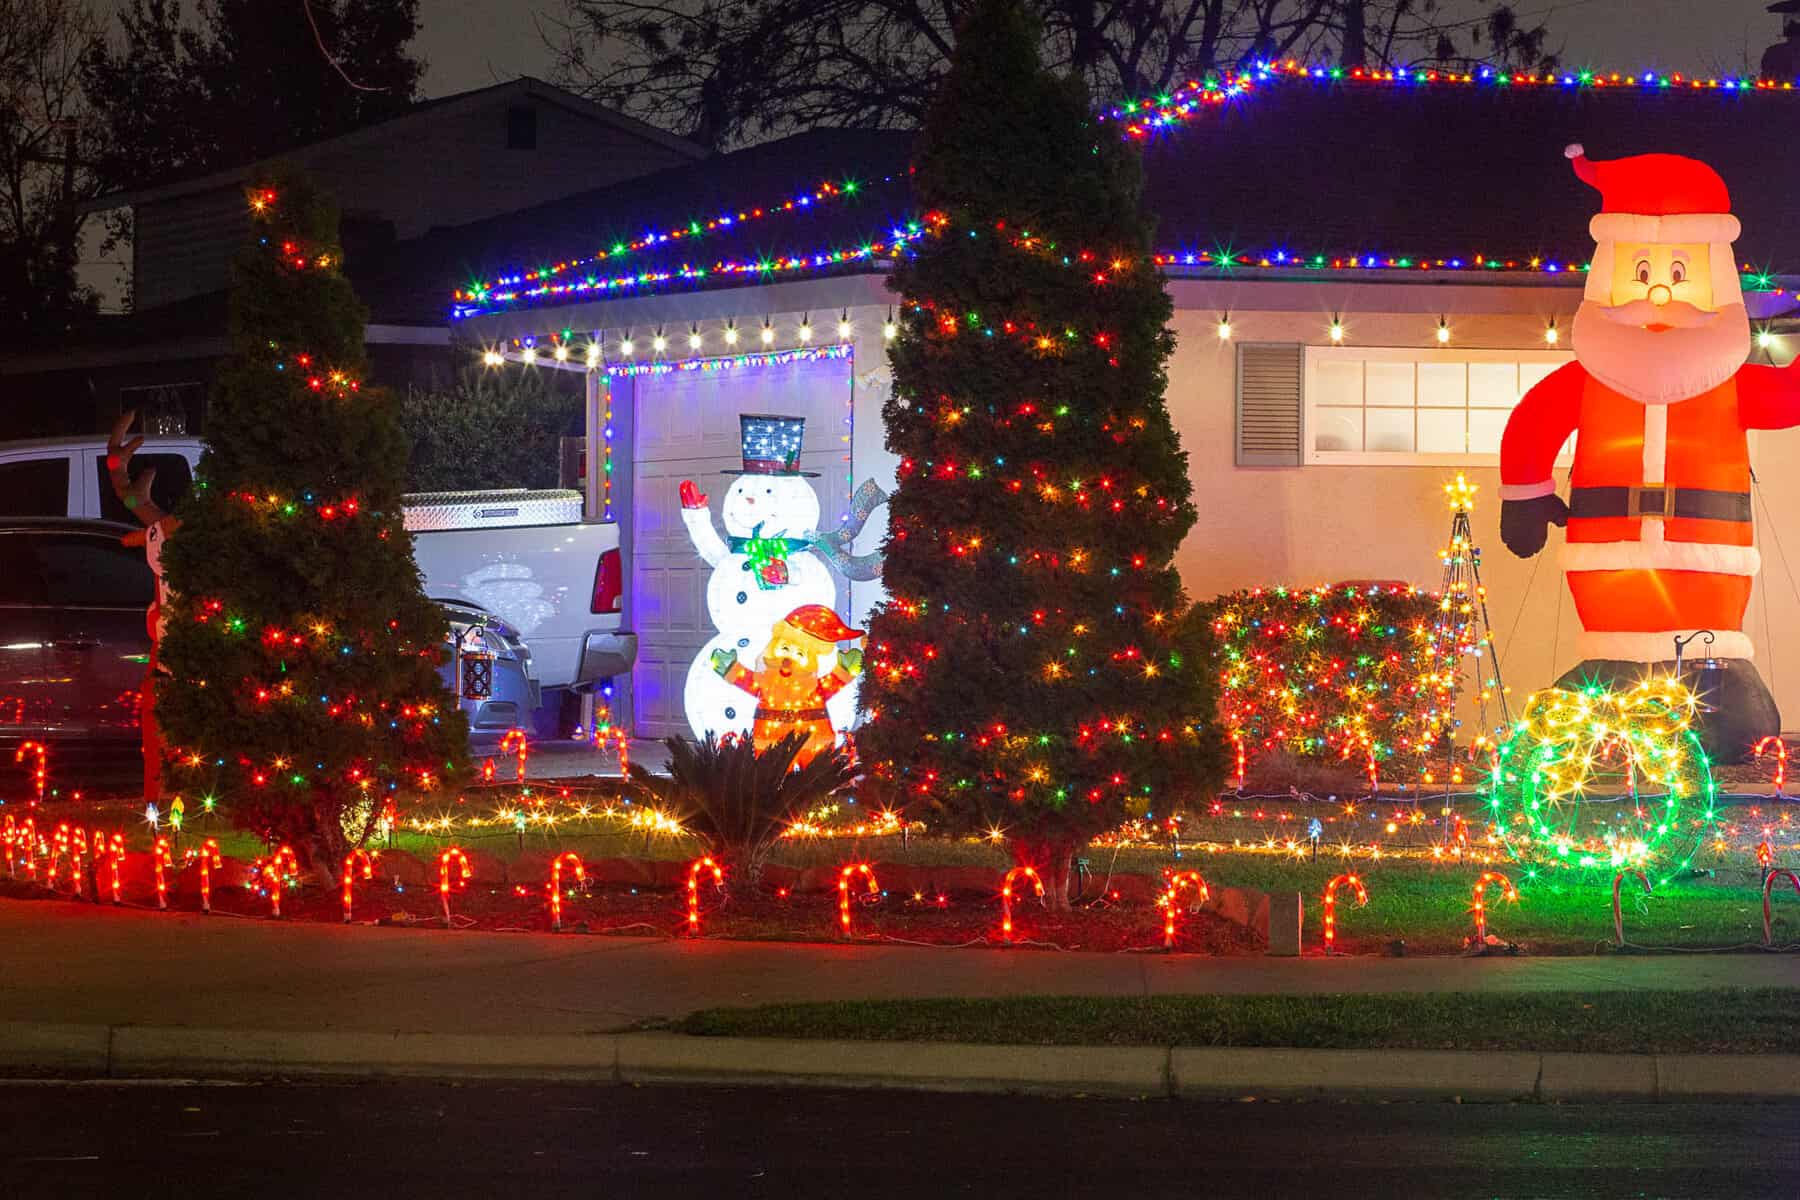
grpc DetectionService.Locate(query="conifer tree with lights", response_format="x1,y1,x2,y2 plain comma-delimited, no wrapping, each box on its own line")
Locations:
857,0,1225,908
157,171,468,877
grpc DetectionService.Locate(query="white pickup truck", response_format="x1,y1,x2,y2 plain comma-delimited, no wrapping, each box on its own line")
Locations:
0,435,637,706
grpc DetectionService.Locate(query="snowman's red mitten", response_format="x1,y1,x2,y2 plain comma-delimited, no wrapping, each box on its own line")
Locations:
679,480,708,510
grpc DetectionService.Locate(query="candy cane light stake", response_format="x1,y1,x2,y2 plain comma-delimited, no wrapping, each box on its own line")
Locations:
837,863,879,939
13,815,37,880
549,851,585,931
152,837,175,909
1161,870,1211,950
15,740,47,806
262,845,300,918
191,839,222,913
685,855,723,936
1612,869,1651,947
1000,866,1044,944
499,728,529,783
1763,869,1800,947
1469,871,1518,945
1754,736,1788,796
342,848,376,923
1322,873,1368,955
102,832,126,904
438,847,471,927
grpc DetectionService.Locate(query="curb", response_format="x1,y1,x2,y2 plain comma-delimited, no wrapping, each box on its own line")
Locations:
3,1021,1799,1101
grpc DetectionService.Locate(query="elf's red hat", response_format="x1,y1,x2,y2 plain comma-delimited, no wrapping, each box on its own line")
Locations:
780,604,863,643
1564,143,1740,245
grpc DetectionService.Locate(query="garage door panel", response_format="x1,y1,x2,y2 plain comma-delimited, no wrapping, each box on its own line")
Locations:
630,355,855,739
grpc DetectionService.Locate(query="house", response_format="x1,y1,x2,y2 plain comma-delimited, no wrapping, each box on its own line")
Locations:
0,78,707,439
445,68,1800,738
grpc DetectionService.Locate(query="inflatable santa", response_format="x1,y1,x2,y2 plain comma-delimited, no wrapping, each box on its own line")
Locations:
1499,144,1800,756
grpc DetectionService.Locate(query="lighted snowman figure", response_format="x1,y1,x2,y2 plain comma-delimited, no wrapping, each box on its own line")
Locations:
679,414,850,740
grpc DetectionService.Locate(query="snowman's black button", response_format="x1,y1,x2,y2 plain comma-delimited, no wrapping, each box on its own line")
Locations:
737,637,750,648
736,591,747,604
724,707,737,720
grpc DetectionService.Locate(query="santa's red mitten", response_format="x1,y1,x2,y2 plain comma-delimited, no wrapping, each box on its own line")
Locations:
1499,494,1569,558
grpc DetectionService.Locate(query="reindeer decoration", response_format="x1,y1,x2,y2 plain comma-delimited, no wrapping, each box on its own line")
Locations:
106,412,181,804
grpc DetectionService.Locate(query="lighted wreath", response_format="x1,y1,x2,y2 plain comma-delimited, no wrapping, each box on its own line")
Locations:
1484,676,1721,876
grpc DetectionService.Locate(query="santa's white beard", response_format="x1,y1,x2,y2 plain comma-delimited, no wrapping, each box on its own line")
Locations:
1572,300,1751,405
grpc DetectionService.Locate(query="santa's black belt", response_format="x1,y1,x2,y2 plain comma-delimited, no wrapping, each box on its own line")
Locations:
756,706,829,722
1568,486,1752,522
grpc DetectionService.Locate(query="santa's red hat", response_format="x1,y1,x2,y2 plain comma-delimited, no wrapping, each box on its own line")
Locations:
779,604,863,644
1564,144,1742,303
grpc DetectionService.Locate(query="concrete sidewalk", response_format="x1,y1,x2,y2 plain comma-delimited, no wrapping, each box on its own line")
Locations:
1,898,1796,1036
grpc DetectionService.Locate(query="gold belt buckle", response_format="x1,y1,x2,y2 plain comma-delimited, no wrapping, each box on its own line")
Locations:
1628,484,1676,519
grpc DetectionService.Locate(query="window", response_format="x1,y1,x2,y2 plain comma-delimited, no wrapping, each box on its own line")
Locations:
0,533,49,604
0,458,70,516
32,532,155,609
506,104,537,150
96,453,192,525
1305,347,1573,465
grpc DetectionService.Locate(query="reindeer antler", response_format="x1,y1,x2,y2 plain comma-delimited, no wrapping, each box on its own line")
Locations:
106,411,169,527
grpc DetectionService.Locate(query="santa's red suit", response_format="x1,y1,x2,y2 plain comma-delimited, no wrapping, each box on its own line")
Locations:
1499,146,1800,666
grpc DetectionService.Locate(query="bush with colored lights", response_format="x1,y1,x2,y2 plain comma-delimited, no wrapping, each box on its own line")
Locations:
1205,584,1445,788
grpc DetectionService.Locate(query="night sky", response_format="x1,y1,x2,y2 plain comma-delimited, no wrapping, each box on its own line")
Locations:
89,1,1795,101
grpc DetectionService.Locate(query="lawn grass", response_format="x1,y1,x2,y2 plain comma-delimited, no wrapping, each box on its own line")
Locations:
675,988,1800,1054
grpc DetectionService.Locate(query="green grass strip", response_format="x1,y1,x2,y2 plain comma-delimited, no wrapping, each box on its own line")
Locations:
675,988,1800,1054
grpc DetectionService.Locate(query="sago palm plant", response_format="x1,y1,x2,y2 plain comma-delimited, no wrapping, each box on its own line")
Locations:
628,732,859,886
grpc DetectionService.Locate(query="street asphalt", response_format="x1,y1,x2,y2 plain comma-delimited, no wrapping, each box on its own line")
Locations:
1,1079,1792,1198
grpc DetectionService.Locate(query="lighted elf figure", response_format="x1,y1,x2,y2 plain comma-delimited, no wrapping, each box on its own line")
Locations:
711,604,865,765
678,414,841,740
1499,145,1800,755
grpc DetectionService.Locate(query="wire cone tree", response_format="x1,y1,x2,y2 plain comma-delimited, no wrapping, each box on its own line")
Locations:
857,0,1225,910
157,170,468,878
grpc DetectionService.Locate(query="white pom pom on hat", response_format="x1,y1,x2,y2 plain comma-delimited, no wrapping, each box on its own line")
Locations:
1564,143,1585,160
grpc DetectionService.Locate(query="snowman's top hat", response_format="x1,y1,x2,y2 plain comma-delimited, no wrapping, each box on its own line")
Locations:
724,413,818,477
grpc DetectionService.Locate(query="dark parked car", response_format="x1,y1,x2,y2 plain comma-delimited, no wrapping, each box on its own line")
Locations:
0,520,535,773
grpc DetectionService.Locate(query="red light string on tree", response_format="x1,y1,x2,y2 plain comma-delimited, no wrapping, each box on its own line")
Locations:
153,837,175,909
999,866,1043,943
1762,869,1800,947
837,863,879,938
1160,870,1211,949
684,855,724,936
1321,873,1368,955
438,847,471,927
1469,871,1518,945
342,848,376,922
192,839,222,913
1612,869,1651,947
548,852,585,932
15,740,47,806
261,845,300,918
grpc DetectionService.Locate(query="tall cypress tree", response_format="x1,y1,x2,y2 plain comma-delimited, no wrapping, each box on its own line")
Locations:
858,0,1224,906
158,171,467,874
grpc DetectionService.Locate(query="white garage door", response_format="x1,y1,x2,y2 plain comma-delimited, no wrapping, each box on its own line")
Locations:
630,355,855,738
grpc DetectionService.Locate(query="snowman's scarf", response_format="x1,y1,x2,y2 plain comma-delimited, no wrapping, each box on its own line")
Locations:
725,480,890,585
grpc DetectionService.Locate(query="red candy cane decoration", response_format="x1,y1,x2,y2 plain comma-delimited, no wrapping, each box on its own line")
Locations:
14,815,37,879
1322,873,1368,955
438,847,471,926
1,814,16,877
48,823,84,895
499,728,529,783
837,863,879,938
685,855,723,936
262,845,299,917
1469,871,1518,944
1000,866,1044,943
1612,869,1651,947
101,832,126,903
342,848,376,923
1754,736,1788,795
192,839,222,913
549,851,585,931
1161,870,1211,949
1763,869,1800,947
14,740,47,805
153,837,174,909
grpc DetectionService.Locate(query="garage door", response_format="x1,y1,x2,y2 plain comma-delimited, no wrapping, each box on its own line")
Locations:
629,355,855,738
